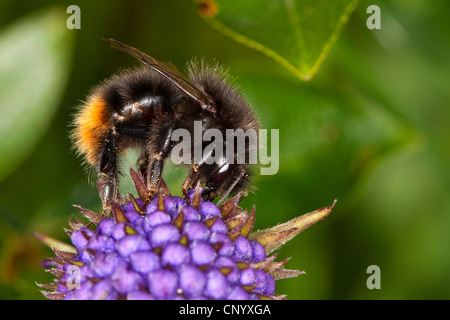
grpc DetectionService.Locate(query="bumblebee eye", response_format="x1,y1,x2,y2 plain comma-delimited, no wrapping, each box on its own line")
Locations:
218,163,229,174
210,162,234,185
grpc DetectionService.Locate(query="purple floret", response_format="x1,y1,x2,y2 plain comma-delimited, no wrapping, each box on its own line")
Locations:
41,187,285,300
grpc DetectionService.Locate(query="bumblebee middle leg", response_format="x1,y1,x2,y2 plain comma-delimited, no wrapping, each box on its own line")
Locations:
145,122,176,197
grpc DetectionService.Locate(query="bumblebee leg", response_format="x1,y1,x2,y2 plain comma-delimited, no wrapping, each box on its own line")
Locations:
98,128,119,214
146,123,175,197
137,150,149,183
181,169,193,198
182,166,207,201
146,156,164,197
201,187,217,201
97,173,118,215
181,148,222,200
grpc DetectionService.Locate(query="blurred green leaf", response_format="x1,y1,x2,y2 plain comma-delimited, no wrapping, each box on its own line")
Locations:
232,60,417,215
0,7,74,182
198,0,359,80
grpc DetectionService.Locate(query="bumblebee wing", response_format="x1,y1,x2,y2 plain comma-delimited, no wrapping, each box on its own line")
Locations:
103,37,216,113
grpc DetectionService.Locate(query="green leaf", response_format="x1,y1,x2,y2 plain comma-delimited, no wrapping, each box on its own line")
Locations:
232,60,418,216
0,7,74,182
197,0,359,80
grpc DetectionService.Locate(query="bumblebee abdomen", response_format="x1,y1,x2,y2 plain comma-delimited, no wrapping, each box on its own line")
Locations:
72,94,111,165
72,67,182,167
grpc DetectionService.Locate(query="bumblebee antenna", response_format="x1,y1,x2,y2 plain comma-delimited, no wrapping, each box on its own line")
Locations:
217,169,247,206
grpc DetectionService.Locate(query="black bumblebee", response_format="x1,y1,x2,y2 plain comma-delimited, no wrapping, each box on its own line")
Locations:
72,38,259,213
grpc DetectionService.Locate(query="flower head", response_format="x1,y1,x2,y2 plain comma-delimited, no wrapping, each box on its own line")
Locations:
38,169,335,300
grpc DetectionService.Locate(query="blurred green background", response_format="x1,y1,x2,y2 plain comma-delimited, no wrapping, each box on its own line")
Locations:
0,0,449,299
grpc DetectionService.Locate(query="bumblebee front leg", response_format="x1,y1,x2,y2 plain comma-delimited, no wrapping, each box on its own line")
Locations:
97,128,119,215
181,168,198,198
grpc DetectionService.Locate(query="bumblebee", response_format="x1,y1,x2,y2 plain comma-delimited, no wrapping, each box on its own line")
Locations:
72,38,259,213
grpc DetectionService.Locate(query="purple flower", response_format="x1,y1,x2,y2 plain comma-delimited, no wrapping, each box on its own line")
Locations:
38,169,335,300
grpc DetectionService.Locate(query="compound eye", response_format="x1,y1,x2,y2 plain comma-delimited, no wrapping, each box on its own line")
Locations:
218,163,229,174
210,162,234,186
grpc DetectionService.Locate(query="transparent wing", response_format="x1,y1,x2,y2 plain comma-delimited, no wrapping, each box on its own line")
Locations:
102,36,216,113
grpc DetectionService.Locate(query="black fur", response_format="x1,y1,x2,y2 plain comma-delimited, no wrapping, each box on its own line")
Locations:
74,42,259,211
